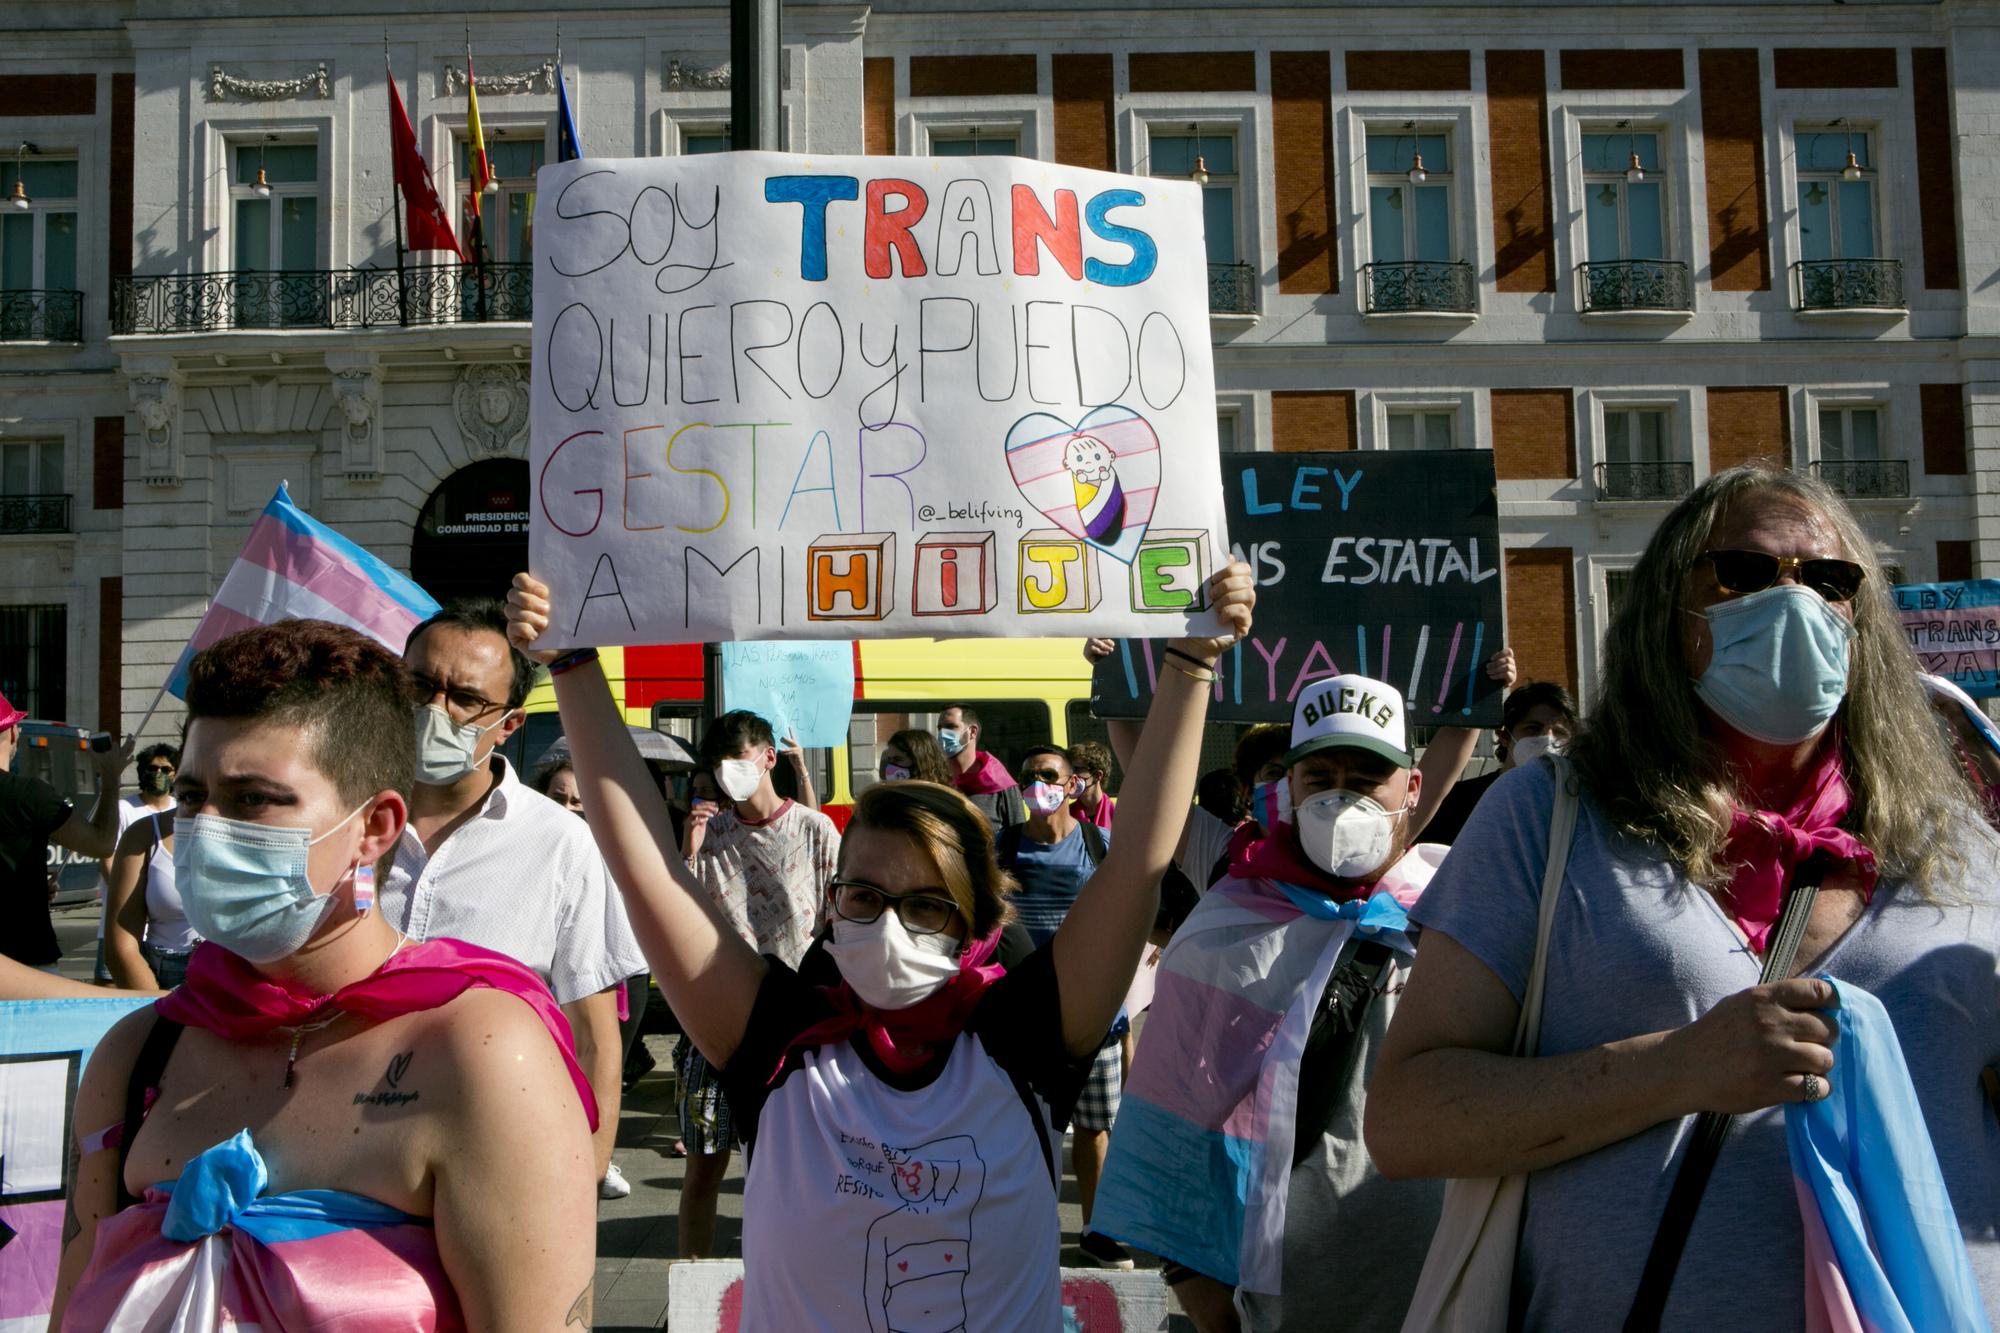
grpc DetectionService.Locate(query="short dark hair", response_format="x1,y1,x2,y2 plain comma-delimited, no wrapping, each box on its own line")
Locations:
405,598,539,709
1019,744,1070,775
1502,681,1578,734
185,620,415,807
136,742,181,769
1233,723,1292,790
1066,740,1112,782
700,710,776,768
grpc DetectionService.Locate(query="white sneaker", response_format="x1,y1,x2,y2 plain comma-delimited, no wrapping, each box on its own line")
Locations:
599,1163,632,1199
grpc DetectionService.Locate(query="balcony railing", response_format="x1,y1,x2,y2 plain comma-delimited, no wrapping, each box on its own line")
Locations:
1596,460,1694,502
1363,260,1476,315
1812,458,1910,499
0,493,72,535
1578,260,1692,314
1208,261,1255,315
0,289,84,342
112,262,534,334
1794,258,1904,312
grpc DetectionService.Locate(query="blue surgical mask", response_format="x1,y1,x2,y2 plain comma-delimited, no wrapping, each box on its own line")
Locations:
174,804,369,965
937,727,967,757
1693,584,1854,744
413,704,506,785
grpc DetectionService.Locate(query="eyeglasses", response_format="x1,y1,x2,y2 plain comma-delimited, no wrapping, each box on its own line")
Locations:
828,878,961,937
1699,550,1866,604
409,673,508,722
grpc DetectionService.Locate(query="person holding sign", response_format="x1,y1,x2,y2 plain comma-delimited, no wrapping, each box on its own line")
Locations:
505,562,1254,1331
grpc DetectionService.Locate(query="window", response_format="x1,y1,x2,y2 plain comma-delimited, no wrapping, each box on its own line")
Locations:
1386,409,1455,451
1583,132,1664,262
1366,131,1452,265
1796,127,1876,261
0,156,79,336
1817,405,1882,462
0,605,66,721
1149,129,1239,266
456,136,544,264
931,129,1018,157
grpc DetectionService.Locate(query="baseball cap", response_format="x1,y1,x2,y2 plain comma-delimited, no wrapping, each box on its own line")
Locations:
0,690,24,731
1282,674,1414,770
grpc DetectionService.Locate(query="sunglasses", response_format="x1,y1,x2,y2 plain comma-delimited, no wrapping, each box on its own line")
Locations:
1699,550,1866,604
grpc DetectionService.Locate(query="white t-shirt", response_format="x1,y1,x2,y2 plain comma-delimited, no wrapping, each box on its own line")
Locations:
720,949,1087,1332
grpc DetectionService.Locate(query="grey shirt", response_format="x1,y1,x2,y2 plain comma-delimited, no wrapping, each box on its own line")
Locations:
1411,760,2000,1331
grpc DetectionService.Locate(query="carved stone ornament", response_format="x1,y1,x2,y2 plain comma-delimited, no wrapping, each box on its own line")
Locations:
208,62,331,102
663,55,790,92
440,61,555,97
453,363,529,457
128,370,183,486
327,354,383,479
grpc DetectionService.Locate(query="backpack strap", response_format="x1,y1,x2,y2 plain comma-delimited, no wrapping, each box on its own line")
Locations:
115,1014,184,1210
1077,820,1107,866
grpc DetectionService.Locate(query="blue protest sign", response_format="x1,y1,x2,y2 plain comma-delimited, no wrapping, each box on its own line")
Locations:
721,642,857,747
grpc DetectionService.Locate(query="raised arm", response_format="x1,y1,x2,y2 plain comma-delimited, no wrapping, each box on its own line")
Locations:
104,819,160,990
506,575,767,1068
1050,564,1253,1056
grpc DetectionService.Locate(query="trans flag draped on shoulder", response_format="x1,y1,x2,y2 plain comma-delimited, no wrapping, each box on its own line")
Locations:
1090,845,1441,1296
1787,978,1992,1332
165,483,439,697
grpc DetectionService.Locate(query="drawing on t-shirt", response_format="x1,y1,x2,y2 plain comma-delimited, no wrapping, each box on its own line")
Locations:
862,1134,986,1333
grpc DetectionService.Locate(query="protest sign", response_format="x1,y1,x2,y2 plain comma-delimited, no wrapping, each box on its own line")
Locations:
1091,450,1505,726
720,641,857,747
1893,579,2000,697
528,151,1229,648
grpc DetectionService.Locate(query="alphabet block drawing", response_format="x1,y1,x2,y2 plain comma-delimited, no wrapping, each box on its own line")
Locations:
1129,529,1207,613
914,531,1000,617
1017,529,1101,614
808,532,896,621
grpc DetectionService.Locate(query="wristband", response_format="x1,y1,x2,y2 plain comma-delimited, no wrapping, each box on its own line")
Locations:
547,647,601,677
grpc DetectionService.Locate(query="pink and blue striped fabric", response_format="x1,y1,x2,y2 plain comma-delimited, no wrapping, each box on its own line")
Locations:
165,483,439,697
1091,850,1435,1295
1787,978,1991,1333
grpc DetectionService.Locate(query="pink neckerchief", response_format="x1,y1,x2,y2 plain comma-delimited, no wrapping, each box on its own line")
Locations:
1721,740,1877,953
1226,820,1374,903
953,752,1018,796
777,928,1007,1078
157,937,598,1130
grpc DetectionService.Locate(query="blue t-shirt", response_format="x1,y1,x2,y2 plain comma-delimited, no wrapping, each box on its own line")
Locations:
999,823,1108,947
1410,760,2000,1332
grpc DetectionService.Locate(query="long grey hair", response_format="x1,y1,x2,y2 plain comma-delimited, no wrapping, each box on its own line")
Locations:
1571,464,1975,896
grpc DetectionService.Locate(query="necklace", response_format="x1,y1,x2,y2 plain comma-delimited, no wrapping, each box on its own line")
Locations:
274,933,408,1089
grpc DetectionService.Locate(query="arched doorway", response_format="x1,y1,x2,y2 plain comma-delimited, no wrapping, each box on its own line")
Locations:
410,459,530,604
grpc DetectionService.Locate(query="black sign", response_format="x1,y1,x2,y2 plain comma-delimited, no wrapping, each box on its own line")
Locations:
1091,450,1505,726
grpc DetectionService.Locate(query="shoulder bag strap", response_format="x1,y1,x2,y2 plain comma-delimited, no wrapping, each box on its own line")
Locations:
115,1014,185,1210
1512,754,1580,1059
1621,858,1828,1332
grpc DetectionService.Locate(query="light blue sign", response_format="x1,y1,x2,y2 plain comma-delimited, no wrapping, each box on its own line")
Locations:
721,642,856,748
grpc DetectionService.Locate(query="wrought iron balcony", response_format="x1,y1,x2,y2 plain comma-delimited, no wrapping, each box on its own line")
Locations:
1363,260,1476,315
0,493,72,535
0,289,84,342
1596,460,1694,502
1811,458,1910,499
1794,258,1904,312
1578,260,1692,314
112,262,534,334
1208,261,1256,315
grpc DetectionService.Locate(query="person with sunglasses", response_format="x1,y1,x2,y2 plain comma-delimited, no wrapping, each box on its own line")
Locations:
505,561,1254,1331
1368,465,2000,1329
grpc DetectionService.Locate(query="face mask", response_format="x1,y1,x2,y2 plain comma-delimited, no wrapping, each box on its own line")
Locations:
1693,584,1854,745
413,704,507,785
174,803,369,965
823,910,961,1010
1250,777,1293,830
1023,780,1067,815
880,762,913,782
1509,735,1564,767
717,753,767,803
937,727,967,757
1294,789,1405,881
139,769,175,797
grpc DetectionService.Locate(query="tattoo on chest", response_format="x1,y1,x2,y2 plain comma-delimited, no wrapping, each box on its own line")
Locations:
353,1050,420,1109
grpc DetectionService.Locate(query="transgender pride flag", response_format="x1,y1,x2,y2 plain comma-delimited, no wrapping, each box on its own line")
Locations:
165,483,439,697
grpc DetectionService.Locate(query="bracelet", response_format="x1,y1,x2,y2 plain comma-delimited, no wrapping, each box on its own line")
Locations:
547,647,600,677
1165,645,1220,675
1168,661,1220,685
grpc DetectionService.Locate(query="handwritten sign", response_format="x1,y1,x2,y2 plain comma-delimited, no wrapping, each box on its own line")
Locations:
527,151,1229,649
1092,450,1505,726
721,641,856,747
1893,579,2000,697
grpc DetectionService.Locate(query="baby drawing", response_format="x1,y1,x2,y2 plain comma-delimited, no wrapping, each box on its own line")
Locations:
862,1136,986,1333
1061,434,1126,544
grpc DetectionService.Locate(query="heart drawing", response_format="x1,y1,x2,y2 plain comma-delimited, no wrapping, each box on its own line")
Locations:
1003,404,1163,566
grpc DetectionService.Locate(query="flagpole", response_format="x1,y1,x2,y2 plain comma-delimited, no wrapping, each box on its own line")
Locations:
385,35,410,327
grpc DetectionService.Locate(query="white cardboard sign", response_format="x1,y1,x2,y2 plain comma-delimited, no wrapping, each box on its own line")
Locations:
528,152,1228,648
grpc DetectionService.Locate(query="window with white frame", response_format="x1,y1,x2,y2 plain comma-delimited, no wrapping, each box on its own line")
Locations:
1582,131,1665,262
232,142,318,274
1366,130,1453,265
1149,127,1239,266
1796,126,1878,261
1,157,78,295
456,134,544,264
0,438,63,497
1386,407,1456,451
930,127,1018,157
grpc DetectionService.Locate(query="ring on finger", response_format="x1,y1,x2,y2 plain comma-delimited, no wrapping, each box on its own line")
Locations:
1800,1072,1827,1103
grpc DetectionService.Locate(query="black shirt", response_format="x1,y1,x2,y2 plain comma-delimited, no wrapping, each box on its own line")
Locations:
0,769,72,965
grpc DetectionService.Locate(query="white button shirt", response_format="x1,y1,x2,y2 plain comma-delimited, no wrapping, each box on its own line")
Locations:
380,756,645,1004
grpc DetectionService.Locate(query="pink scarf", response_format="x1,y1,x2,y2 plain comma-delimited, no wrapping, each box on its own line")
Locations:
157,938,598,1129
1722,743,1877,953
778,929,1007,1077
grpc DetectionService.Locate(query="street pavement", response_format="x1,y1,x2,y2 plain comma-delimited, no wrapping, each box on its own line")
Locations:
49,904,1190,1330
